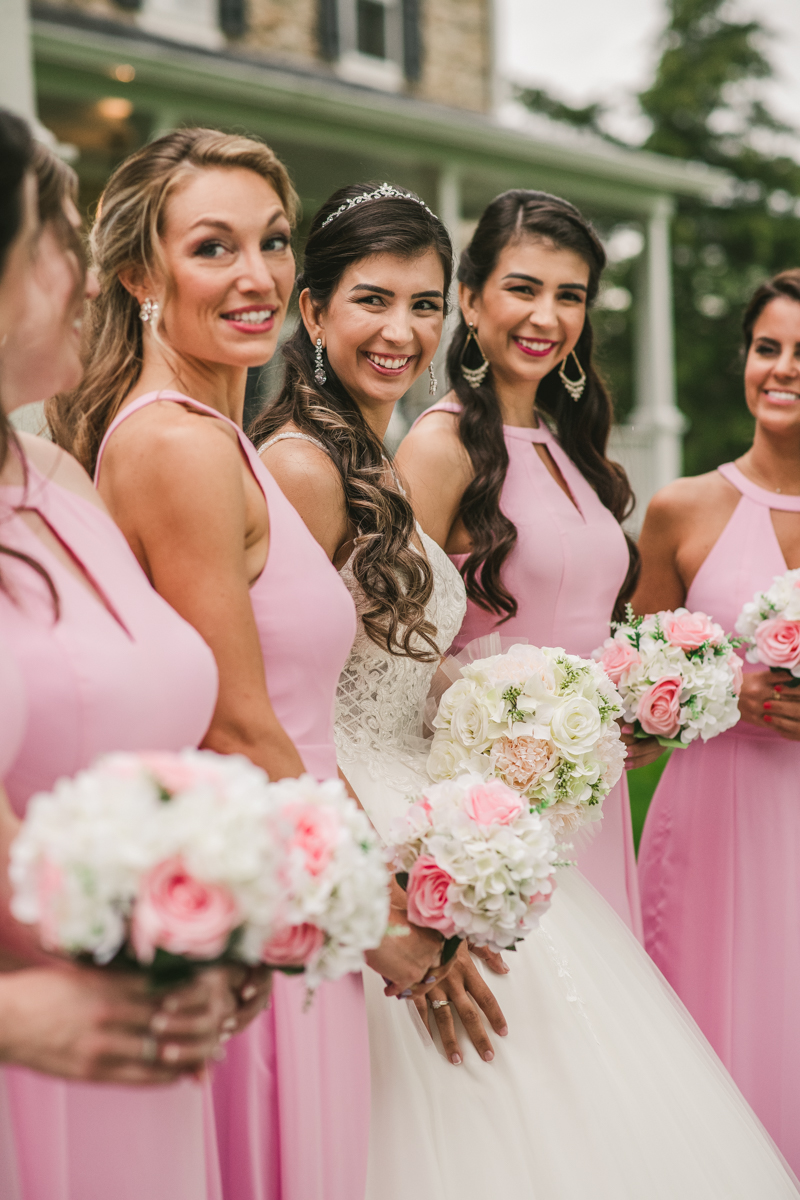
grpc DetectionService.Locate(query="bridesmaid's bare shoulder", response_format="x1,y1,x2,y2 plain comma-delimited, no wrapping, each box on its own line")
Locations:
17,432,106,512
259,426,348,562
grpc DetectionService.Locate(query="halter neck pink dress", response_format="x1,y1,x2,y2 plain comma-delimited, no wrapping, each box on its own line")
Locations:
638,462,800,1173
96,392,365,1200
412,401,642,937
0,450,221,1200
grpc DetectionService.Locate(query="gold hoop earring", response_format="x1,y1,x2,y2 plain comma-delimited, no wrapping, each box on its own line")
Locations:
558,350,586,401
459,322,490,388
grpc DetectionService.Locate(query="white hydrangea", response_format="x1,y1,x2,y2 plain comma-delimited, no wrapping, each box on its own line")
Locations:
428,643,624,838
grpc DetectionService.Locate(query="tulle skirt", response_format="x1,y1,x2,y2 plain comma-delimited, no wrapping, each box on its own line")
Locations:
639,723,800,1174
343,754,799,1199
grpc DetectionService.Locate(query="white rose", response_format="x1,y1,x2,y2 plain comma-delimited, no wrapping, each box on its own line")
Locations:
426,732,467,781
433,678,478,729
549,696,602,758
450,694,491,749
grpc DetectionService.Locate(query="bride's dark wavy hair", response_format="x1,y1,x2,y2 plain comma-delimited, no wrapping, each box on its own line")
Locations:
447,189,639,623
249,183,453,661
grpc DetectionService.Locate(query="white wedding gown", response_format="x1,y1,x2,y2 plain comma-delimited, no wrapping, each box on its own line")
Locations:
334,527,799,1199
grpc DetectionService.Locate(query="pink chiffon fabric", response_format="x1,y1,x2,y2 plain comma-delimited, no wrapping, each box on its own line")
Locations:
96,393,365,1200
412,402,642,937
638,462,800,1173
0,453,222,1200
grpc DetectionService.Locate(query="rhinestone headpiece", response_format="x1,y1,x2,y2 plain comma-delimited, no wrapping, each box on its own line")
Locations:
321,182,437,229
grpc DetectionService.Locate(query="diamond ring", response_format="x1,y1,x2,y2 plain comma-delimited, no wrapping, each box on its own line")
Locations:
431,999,450,1010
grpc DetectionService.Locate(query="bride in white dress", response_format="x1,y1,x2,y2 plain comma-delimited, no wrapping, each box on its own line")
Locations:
255,182,799,1198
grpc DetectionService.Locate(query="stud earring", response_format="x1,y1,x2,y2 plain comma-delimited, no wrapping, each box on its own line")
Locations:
558,350,586,401
459,322,490,388
428,362,438,396
314,338,326,386
139,298,159,324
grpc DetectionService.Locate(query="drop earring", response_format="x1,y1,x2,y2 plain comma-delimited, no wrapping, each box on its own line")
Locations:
314,338,326,386
558,350,586,401
428,362,438,396
459,322,490,388
139,298,159,324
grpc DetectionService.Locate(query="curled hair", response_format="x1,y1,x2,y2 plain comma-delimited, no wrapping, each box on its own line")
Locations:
742,269,800,351
250,183,454,661
47,127,298,472
446,189,639,622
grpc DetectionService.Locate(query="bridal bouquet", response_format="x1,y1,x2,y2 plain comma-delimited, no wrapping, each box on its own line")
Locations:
735,568,800,682
593,606,742,748
426,643,625,837
388,774,558,957
10,751,388,990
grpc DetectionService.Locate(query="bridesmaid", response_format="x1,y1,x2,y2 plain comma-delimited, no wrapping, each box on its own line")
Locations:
635,268,800,1173
397,189,661,939
49,131,446,1200
0,114,234,1199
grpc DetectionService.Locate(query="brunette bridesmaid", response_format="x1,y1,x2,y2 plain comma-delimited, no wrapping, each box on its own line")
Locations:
634,269,800,1173
49,130,446,1200
0,113,233,1200
397,189,661,939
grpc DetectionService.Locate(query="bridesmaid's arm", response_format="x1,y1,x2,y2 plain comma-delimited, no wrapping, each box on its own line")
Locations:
395,407,473,551
260,436,350,562
100,413,304,782
630,484,690,615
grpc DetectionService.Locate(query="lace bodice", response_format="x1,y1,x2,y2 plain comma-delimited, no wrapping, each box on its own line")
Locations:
334,527,466,792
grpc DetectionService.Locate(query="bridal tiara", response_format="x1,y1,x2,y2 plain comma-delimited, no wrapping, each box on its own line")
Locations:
320,182,438,228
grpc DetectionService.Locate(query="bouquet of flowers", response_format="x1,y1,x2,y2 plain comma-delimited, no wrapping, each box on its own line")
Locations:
388,774,557,959
426,642,625,837
593,606,742,748
735,568,800,683
10,751,388,990
260,775,390,988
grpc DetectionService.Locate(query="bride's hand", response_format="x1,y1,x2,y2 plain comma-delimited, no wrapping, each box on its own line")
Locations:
413,942,508,1065
365,903,456,998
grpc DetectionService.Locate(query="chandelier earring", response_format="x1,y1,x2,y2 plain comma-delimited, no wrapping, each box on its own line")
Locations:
459,322,490,388
558,350,587,401
139,298,159,325
428,362,438,396
314,338,327,386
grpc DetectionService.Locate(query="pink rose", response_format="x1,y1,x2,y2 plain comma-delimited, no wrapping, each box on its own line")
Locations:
595,637,642,684
661,610,720,651
754,617,800,670
406,855,457,938
261,922,324,967
138,753,222,796
131,856,239,963
728,652,744,695
282,802,339,878
636,675,683,739
463,779,524,825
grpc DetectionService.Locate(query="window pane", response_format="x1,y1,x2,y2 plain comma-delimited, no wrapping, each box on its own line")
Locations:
357,0,386,59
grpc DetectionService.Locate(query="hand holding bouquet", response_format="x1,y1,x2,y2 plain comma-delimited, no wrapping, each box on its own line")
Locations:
594,606,742,748
736,568,800,684
388,774,557,960
10,751,388,991
427,642,625,838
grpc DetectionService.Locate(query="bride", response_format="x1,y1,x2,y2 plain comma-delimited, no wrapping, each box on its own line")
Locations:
253,182,799,1197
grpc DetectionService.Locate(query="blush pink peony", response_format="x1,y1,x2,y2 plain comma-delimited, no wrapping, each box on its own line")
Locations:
131,856,239,963
282,802,339,878
405,855,457,938
661,610,719,651
595,637,643,684
261,922,325,967
636,675,683,739
754,617,800,670
491,736,557,794
462,779,524,825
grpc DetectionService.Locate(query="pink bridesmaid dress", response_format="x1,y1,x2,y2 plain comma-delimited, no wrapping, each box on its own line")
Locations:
638,461,800,1173
0,453,222,1200
412,402,642,937
96,393,365,1200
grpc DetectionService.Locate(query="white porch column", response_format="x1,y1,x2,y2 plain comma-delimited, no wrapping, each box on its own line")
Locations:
608,195,687,530
434,162,462,388
0,0,37,123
